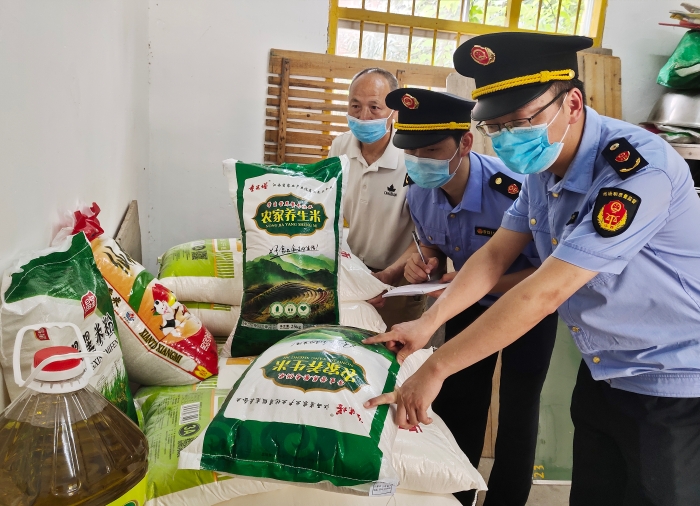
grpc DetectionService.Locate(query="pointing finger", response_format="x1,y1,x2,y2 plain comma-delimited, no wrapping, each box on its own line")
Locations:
362,331,399,345
363,391,397,409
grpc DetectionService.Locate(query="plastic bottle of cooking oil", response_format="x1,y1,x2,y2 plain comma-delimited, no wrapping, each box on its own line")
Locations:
0,322,148,506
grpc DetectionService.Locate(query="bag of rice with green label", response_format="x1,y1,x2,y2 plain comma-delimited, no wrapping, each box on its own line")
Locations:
179,325,400,496
223,156,348,357
158,239,243,306
0,232,139,423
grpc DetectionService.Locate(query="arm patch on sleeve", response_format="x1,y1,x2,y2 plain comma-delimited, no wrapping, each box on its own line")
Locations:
488,172,521,200
603,138,648,180
592,187,641,237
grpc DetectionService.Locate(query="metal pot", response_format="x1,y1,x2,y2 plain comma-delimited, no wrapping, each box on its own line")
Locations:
647,90,700,129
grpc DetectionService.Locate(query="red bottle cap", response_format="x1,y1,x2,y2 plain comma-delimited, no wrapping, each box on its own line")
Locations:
33,346,83,372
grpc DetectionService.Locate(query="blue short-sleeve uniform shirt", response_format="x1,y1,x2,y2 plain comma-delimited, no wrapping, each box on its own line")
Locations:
502,106,700,397
408,151,539,306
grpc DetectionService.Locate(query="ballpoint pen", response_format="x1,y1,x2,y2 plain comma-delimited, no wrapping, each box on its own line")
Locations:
411,230,432,282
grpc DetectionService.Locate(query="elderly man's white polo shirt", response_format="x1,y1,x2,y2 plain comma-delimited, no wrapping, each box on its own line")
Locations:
329,131,414,270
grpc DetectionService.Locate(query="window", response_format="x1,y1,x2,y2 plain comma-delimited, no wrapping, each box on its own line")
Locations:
328,0,608,66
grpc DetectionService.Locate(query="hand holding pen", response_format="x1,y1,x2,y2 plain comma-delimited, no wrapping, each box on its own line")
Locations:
411,231,432,282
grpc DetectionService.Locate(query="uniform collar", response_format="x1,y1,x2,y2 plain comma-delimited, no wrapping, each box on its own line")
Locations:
346,131,401,171
542,106,601,195
430,151,482,213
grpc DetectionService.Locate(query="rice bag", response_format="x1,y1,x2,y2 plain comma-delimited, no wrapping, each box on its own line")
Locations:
90,235,218,385
219,302,386,357
158,239,243,306
339,301,387,334
339,249,391,302
179,325,400,496
223,157,348,357
182,302,240,338
134,380,284,506
0,232,138,423
65,204,219,385
393,412,487,494
392,351,486,494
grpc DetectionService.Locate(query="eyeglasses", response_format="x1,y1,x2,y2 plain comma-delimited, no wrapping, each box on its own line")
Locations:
475,90,568,137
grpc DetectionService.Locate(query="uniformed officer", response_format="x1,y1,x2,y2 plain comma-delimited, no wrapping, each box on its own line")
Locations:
364,33,700,506
378,87,558,506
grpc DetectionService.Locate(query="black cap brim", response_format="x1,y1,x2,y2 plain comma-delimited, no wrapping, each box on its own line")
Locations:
471,82,551,121
393,132,452,150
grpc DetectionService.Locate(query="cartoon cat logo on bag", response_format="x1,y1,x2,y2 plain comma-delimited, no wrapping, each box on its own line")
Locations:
262,351,368,393
254,194,328,237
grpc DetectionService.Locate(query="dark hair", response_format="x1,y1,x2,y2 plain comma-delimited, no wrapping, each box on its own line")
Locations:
350,68,399,92
549,78,586,105
447,131,467,147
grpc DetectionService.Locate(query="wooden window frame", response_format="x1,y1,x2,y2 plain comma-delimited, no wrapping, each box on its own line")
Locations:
328,0,608,59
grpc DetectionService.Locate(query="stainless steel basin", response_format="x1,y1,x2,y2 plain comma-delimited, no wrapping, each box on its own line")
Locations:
647,90,700,129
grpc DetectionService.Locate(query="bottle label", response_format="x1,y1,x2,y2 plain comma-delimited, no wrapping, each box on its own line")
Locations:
105,474,147,506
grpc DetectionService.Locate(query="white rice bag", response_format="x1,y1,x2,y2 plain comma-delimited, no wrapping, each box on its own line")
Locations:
339,301,387,334
158,239,243,306
182,302,240,337
339,249,392,302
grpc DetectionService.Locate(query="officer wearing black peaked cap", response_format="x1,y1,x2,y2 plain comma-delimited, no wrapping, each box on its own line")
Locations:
365,32,700,506
381,86,558,506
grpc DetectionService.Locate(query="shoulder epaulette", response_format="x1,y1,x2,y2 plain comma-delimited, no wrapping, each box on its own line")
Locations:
602,138,648,180
488,172,521,200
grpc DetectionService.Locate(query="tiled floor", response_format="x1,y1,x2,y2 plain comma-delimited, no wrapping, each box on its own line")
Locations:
475,459,570,506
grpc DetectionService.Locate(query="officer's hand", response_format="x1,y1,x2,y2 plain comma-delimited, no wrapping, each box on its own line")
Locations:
427,271,458,298
405,254,439,284
362,318,433,364
363,363,443,428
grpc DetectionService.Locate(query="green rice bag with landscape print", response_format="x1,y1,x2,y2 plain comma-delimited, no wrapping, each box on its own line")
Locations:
222,156,348,357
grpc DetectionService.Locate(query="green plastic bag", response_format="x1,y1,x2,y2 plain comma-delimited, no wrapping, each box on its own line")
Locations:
658,30,700,89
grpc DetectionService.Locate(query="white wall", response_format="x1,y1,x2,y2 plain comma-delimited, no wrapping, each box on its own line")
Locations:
602,0,685,125
0,0,149,409
146,0,329,273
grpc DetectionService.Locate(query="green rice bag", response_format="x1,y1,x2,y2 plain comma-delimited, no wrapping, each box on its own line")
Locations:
179,325,401,497
222,156,348,357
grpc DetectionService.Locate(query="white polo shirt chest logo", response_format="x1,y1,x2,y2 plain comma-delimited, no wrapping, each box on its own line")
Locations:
384,184,398,197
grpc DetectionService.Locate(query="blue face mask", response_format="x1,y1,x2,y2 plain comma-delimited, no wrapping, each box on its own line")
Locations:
347,115,391,144
405,148,461,189
490,100,570,175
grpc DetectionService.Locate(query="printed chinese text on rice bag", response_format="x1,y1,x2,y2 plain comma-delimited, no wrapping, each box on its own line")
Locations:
179,325,400,497
0,232,138,423
223,157,348,357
